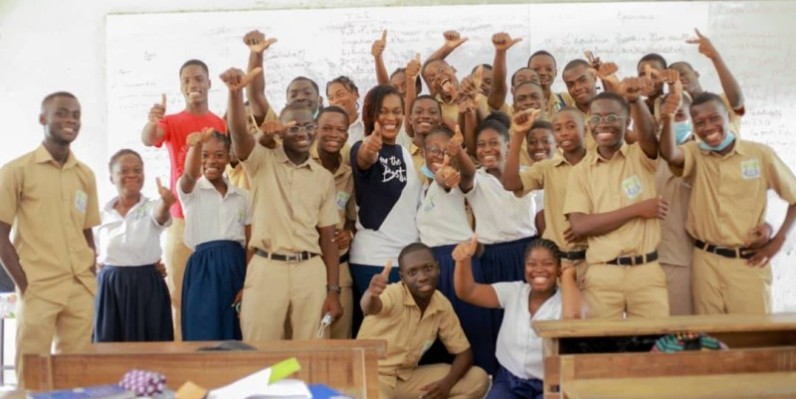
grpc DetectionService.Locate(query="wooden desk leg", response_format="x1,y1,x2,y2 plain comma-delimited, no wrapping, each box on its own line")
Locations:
542,337,561,399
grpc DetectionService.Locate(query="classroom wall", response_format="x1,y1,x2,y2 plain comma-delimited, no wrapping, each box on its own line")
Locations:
1,0,794,312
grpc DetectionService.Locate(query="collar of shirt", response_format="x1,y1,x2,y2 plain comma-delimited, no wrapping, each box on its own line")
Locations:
102,195,148,215
310,146,350,178
197,175,245,198
34,144,78,169
274,145,318,170
400,282,444,319
699,138,747,157
591,142,630,165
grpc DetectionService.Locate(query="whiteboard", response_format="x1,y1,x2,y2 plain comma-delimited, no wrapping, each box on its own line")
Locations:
105,1,796,311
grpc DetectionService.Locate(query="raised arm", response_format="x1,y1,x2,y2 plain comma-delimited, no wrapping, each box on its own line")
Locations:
242,30,277,122
488,33,522,111
503,109,540,194
179,128,213,195
141,94,166,146
404,54,421,138
620,76,658,158
154,177,176,226
658,78,687,168
448,127,477,193
453,236,500,308
372,30,389,86
360,261,393,316
688,28,744,109
427,30,468,63
220,67,261,161
356,123,384,171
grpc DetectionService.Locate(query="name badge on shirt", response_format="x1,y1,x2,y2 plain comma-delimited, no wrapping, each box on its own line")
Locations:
75,190,88,213
741,159,761,180
622,175,643,200
336,191,350,211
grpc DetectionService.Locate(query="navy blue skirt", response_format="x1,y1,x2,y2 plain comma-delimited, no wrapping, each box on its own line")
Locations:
94,264,173,342
430,244,498,374
181,240,245,341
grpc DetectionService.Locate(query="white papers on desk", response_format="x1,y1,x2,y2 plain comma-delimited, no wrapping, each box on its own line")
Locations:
208,368,311,399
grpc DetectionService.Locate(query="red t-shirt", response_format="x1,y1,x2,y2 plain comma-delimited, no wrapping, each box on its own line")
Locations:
155,111,226,218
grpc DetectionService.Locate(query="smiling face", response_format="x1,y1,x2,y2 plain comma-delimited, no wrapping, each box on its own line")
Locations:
529,54,557,89
527,127,556,163
423,132,450,173
476,128,507,169
326,82,359,119
40,95,81,145
524,247,560,293
316,111,349,154
552,110,585,153
690,99,730,148
410,97,442,138
563,64,597,107
287,79,321,115
111,153,144,197
400,249,440,301
588,98,629,150
281,108,316,155
513,83,545,113
180,65,210,107
201,137,230,183
377,94,403,142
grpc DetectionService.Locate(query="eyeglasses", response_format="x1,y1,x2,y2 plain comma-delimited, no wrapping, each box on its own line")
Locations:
425,146,448,157
286,124,318,134
587,114,625,125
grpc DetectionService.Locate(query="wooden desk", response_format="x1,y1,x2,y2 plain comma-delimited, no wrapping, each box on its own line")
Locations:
534,313,796,399
23,340,386,398
562,371,796,399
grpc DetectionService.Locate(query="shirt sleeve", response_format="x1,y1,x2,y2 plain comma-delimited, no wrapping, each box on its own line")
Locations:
376,283,400,316
678,141,698,179
318,173,340,229
562,162,592,217
240,142,269,176
491,281,521,309
632,143,658,173
345,188,357,224
764,147,796,205
155,117,170,148
520,163,545,196
438,300,471,355
0,163,20,225
176,178,197,206
83,169,101,229
242,189,254,226
148,200,172,229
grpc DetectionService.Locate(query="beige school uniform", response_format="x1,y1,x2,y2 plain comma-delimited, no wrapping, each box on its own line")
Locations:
520,152,589,283
653,93,743,134
239,144,339,341
563,143,668,319
656,159,695,315
357,283,489,399
311,147,356,339
409,142,428,184
0,146,100,386
678,140,796,315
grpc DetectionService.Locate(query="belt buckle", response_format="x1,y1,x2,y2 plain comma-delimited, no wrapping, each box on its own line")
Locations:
629,255,638,266
286,253,301,262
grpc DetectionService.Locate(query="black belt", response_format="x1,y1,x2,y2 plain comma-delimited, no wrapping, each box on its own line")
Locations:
339,253,350,264
606,251,658,266
695,240,752,259
254,248,318,262
561,250,586,261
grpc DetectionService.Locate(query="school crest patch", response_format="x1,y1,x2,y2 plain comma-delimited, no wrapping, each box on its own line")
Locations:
622,175,643,200
741,159,761,180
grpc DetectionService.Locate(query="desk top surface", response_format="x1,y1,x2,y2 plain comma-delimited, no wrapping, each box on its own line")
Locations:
563,371,796,399
534,313,796,338
80,339,386,355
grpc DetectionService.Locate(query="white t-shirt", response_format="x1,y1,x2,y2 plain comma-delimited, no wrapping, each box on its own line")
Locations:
178,176,251,250
346,115,365,147
466,169,536,244
96,196,170,266
493,281,562,380
350,143,421,266
417,182,473,248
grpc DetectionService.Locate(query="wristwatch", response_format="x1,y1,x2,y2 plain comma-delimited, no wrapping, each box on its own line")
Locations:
326,284,342,294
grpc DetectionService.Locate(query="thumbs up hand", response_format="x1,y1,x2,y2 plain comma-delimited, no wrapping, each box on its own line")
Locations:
368,260,393,297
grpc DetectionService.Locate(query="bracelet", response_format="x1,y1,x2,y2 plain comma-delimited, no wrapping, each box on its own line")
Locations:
326,285,342,294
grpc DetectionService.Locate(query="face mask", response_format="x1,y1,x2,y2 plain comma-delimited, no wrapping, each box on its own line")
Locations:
673,120,693,144
420,164,436,179
699,132,736,152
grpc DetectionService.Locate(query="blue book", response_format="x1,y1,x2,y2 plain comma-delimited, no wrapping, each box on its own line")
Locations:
28,385,136,399
307,384,353,399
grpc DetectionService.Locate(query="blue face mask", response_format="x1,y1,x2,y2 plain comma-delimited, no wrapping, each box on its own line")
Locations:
699,132,736,152
420,164,436,179
673,120,693,144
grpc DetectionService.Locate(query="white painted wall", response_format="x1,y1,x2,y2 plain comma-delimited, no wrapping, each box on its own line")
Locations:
0,0,793,312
